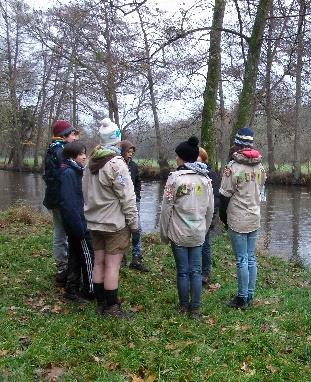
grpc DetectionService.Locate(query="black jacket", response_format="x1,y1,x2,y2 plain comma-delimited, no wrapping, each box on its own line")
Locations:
59,159,87,239
128,160,141,201
205,164,220,229
43,140,65,209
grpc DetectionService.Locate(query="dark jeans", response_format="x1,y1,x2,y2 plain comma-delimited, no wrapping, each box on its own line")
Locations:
66,231,94,294
132,202,141,259
202,230,212,277
171,242,202,309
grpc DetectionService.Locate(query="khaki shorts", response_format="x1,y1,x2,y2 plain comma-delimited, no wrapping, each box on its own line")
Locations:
90,227,130,254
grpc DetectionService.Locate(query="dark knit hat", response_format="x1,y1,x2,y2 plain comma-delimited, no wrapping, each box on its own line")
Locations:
120,140,135,155
175,136,199,163
52,120,77,137
234,127,254,147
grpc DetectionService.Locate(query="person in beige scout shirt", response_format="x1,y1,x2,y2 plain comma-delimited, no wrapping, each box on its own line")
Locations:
219,127,266,309
83,118,138,319
159,136,214,319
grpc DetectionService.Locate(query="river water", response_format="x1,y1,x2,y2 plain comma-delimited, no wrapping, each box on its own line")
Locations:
0,170,310,269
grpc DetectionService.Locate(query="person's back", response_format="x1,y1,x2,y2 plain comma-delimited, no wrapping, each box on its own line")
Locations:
161,167,214,247
221,148,265,233
219,127,266,310
159,136,214,319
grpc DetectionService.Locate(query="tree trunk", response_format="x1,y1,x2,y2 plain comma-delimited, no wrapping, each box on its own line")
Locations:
201,0,226,170
293,0,306,181
232,0,271,138
265,2,276,174
137,8,169,177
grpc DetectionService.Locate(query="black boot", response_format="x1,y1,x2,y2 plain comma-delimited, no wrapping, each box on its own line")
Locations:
226,296,248,309
54,270,67,287
129,257,149,272
102,289,134,320
63,288,88,304
93,283,106,314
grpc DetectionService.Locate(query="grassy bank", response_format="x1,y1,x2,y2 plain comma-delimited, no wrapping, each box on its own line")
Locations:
0,206,310,381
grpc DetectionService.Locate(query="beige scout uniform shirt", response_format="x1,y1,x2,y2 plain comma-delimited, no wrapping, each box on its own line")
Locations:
219,160,266,233
159,169,214,247
83,156,138,232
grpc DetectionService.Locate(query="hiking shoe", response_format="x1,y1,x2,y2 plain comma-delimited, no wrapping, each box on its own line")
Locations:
178,304,189,314
247,296,254,307
101,304,134,320
226,296,248,310
54,270,67,287
129,261,149,272
63,291,88,304
202,274,210,285
189,308,201,320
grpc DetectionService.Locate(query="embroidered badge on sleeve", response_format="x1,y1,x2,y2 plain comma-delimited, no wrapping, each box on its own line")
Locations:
116,174,125,186
224,167,232,177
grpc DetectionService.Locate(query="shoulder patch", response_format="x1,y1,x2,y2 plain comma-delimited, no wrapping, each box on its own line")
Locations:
224,167,232,177
116,174,125,186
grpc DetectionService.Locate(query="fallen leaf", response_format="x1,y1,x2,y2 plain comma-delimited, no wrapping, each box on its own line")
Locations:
240,362,248,372
44,366,64,381
306,336,311,344
105,362,120,370
92,355,100,363
145,374,157,382
130,305,144,312
266,365,278,374
0,349,8,356
131,375,143,382
165,343,174,350
207,317,217,325
208,283,221,290
260,323,270,332
51,305,62,314
128,342,135,349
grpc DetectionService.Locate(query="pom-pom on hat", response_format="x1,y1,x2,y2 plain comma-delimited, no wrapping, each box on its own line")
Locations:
234,127,254,147
175,136,200,163
52,120,77,137
99,117,121,146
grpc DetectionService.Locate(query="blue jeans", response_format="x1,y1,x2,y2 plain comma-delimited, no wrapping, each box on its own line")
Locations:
228,229,258,299
171,243,202,309
202,230,211,277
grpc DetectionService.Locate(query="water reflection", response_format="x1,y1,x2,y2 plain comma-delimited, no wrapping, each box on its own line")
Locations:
0,170,310,268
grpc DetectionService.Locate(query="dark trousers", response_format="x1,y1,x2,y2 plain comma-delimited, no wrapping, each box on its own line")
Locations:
66,231,94,294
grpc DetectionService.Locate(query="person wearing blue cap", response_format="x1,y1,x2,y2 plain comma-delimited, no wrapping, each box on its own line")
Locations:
219,127,266,309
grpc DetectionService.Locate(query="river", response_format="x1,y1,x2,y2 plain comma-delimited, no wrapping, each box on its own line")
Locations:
0,170,310,269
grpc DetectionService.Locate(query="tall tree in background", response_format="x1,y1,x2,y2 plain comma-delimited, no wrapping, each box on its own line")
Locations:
232,0,271,137
201,0,226,170
136,5,169,176
293,0,306,180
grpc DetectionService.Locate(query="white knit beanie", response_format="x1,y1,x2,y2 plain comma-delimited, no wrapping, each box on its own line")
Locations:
99,118,121,145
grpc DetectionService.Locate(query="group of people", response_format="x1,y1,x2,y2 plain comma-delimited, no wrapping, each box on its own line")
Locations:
43,118,266,319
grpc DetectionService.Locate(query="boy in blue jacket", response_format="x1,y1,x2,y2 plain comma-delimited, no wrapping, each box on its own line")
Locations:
59,141,94,303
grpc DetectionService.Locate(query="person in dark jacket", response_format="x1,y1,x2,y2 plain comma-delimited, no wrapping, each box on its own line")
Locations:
43,120,78,287
120,140,149,272
59,142,94,303
197,147,220,285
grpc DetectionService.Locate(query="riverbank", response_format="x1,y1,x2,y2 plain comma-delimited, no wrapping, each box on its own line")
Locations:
0,206,310,381
1,162,311,185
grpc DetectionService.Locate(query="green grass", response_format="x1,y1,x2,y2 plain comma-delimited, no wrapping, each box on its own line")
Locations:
0,206,310,381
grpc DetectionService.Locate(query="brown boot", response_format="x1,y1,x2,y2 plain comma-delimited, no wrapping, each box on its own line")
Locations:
102,304,134,320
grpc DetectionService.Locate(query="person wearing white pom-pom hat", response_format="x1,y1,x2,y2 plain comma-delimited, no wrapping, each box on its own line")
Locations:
82,118,138,319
